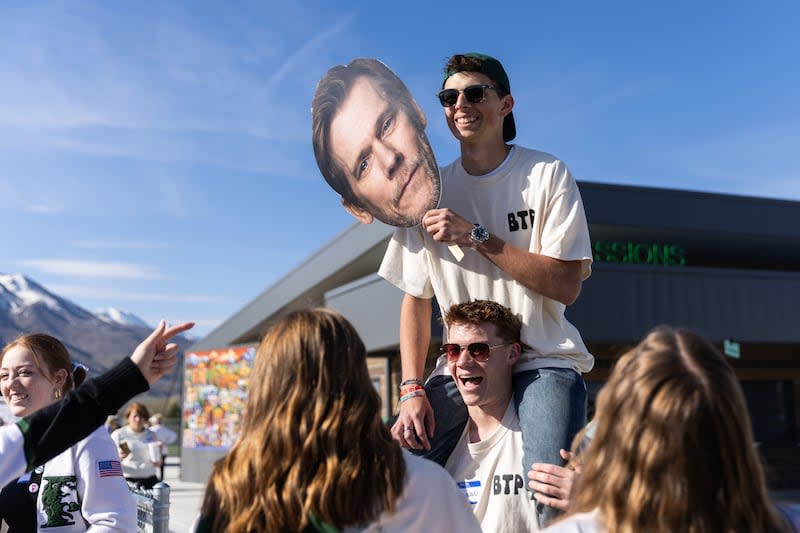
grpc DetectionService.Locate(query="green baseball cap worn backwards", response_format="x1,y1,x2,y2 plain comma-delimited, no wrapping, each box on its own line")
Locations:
443,52,516,142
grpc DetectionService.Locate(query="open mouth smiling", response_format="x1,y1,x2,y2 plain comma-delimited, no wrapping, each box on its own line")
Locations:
459,375,483,387
4,390,31,411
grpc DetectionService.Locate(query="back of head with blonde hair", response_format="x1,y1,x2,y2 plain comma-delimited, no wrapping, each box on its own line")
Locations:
565,326,790,533
200,308,406,532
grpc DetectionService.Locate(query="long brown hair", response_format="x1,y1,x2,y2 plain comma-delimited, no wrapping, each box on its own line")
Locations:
565,327,790,533
200,308,406,532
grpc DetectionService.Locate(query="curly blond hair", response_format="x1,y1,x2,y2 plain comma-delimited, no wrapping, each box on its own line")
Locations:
564,326,790,533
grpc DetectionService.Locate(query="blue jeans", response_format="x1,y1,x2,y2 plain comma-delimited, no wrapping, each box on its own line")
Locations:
514,368,587,526
419,367,587,527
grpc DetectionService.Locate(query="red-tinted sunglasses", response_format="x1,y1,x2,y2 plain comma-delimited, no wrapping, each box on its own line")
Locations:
440,342,513,362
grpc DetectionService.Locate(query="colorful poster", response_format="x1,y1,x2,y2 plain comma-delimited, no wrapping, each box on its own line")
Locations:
182,345,256,450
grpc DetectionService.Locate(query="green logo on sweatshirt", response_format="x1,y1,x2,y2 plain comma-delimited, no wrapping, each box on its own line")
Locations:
41,475,80,528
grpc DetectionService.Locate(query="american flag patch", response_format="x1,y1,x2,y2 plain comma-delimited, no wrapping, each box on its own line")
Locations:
98,460,123,478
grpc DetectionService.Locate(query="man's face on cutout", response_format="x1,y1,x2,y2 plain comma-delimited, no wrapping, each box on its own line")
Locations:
328,76,440,227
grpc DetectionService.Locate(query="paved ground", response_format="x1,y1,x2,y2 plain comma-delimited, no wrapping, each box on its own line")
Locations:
163,458,205,533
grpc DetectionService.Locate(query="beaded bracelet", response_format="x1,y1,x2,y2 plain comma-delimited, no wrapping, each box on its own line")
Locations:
399,389,426,403
399,378,424,389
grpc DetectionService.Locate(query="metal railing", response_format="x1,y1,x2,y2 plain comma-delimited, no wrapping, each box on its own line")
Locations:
128,481,170,533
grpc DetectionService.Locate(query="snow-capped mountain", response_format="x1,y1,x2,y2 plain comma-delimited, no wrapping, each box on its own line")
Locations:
0,273,91,319
94,307,151,329
0,273,188,398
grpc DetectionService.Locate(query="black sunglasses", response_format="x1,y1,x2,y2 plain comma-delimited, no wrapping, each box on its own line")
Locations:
440,342,513,362
437,84,498,107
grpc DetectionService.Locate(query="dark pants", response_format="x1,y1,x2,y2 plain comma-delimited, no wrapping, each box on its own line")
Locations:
126,475,159,490
160,453,167,480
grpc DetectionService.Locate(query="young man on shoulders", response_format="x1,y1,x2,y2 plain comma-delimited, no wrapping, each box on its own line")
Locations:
442,300,575,532
379,53,593,526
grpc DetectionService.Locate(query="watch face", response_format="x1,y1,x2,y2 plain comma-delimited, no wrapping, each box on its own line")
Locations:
471,225,489,244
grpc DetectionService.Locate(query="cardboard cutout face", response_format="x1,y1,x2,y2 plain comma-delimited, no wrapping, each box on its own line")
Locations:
312,58,441,227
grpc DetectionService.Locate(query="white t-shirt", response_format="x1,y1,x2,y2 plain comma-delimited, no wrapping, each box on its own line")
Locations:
541,510,602,532
353,451,482,532
379,146,594,377
150,423,177,454
150,424,177,445
445,402,540,533
110,425,159,479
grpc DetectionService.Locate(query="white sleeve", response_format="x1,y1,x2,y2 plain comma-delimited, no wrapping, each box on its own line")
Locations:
538,160,593,279
76,429,137,532
109,428,121,446
399,453,482,533
0,425,27,487
112,428,155,476
431,470,483,532
378,227,435,299
160,426,177,445
541,510,601,532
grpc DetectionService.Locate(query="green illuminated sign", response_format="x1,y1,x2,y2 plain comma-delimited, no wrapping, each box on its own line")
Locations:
593,241,686,266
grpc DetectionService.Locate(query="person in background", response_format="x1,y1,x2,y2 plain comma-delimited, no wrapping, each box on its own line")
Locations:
104,415,120,434
542,327,793,533
111,401,161,489
1,336,134,531
0,321,192,488
195,308,481,533
148,413,177,480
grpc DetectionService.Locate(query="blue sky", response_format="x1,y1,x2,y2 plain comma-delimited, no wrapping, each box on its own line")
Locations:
1,1,798,337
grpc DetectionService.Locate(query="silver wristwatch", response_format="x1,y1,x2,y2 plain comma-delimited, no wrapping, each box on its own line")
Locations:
470,223,490,246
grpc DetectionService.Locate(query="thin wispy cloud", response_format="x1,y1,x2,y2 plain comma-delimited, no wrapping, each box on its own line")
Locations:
13,132,308,177
70,240,174,250
167,318,221,329
49,284,217,304
520,73,669,136
28,204,66,215
267,12,356,89
0,3,316,170
0,14,162,132
665,122,800,200
19,259,165,280
0,174,212,218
